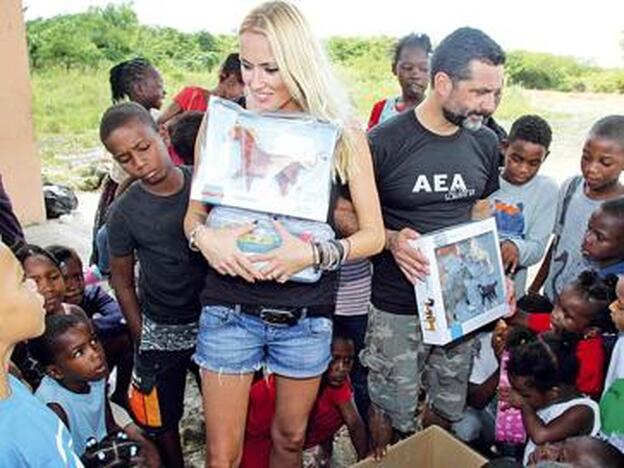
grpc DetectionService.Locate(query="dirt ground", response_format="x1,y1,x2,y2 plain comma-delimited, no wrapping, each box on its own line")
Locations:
24,89,624,467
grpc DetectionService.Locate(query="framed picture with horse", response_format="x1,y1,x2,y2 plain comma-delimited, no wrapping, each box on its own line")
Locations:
191,96,340,222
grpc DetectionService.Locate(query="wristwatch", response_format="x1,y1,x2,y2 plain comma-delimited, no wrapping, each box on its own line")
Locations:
188,224,205,252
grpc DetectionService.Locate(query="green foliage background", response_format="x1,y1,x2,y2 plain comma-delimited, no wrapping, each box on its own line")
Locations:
26,4,623,185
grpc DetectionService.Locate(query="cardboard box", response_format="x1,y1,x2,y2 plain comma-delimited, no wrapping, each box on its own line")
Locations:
411,218,507,345
351,426,487,468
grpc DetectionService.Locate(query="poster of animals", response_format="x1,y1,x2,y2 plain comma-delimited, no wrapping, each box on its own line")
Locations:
412,218,507,345
191,96,341,222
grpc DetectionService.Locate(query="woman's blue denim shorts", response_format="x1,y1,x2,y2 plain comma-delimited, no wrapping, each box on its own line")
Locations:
193,304,333,378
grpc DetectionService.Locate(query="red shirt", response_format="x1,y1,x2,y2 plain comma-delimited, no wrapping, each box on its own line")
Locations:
527,313,605,398
241,375,353,468
173,86,209,112
367,99,387,130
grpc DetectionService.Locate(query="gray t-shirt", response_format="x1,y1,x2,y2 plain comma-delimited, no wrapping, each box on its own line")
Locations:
488,174,558,297
543,176,600,300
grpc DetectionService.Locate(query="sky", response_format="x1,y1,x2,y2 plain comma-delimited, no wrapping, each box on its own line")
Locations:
23,0,624,68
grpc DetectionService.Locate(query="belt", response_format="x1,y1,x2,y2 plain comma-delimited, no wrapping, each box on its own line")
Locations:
210,302,334,327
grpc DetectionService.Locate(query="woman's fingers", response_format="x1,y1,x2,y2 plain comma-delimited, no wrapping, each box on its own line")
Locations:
236,255,264,281
223,258,253,282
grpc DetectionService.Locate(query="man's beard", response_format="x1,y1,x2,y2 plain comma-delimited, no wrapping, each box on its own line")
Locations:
442,107,487,132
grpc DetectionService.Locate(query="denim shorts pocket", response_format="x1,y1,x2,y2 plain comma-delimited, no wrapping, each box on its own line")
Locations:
307,317,332,336
200,306,234,330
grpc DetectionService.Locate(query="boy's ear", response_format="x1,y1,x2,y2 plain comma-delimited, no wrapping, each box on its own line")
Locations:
500,138,510,151
46,364,64,381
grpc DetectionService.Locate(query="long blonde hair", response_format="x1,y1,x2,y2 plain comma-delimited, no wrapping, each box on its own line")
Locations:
239,1,359,182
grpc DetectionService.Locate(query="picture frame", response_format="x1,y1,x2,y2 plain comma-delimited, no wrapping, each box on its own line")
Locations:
411,217,508,345
191,96,341,222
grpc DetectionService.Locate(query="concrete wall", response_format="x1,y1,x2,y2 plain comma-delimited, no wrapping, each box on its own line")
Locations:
0,0,45,225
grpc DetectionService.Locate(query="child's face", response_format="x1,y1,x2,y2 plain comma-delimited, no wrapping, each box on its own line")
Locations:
131,66,165,110
50,321,108,384
550,285,596,336
105,118,172,186
0,245,46,342
581,208,624,263
609,277,624,332
501,139,548,185
509,374,553,410
220,72,245,101
60,254,85,305
23,255,66,315
394,45,429,104
326,339,354,387
581,135,624,192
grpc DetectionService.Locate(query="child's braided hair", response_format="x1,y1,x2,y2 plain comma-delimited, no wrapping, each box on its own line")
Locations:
109,58,153,104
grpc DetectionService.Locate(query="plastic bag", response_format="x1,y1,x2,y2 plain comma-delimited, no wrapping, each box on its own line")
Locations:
43,184,78,219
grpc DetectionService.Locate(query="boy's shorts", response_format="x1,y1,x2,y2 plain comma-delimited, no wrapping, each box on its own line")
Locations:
128,348,194,433
193,304,332,379
360,303,475,432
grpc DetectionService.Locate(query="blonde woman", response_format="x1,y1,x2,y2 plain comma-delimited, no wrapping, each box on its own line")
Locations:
184,2,383,466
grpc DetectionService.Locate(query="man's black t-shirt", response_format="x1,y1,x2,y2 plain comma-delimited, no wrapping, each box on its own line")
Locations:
108,166,206,324
369,110,500,315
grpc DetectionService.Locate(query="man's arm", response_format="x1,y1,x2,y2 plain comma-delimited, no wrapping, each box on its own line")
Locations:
334,196,359,237
110,253,142,343
467,370,500,410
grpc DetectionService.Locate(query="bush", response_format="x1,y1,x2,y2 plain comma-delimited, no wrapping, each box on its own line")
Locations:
506,50,595,90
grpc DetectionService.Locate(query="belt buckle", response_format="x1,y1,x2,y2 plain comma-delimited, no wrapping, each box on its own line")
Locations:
259,308,298,327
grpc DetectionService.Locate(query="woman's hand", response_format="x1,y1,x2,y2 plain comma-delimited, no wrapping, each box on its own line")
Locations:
249,220,313,283
195,224,264,283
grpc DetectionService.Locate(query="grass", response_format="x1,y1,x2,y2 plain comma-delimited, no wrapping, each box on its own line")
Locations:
31,66,582,188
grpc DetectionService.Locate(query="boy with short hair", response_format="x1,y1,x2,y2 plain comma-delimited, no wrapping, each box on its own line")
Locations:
46,244,133,406
102,102,206,468
0,242,82,466
30,313,159,465
530,115,624,301
488,114,558,297
581,197,624,277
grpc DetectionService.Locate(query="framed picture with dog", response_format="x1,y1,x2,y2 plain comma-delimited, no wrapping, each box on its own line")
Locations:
411,218,507,345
